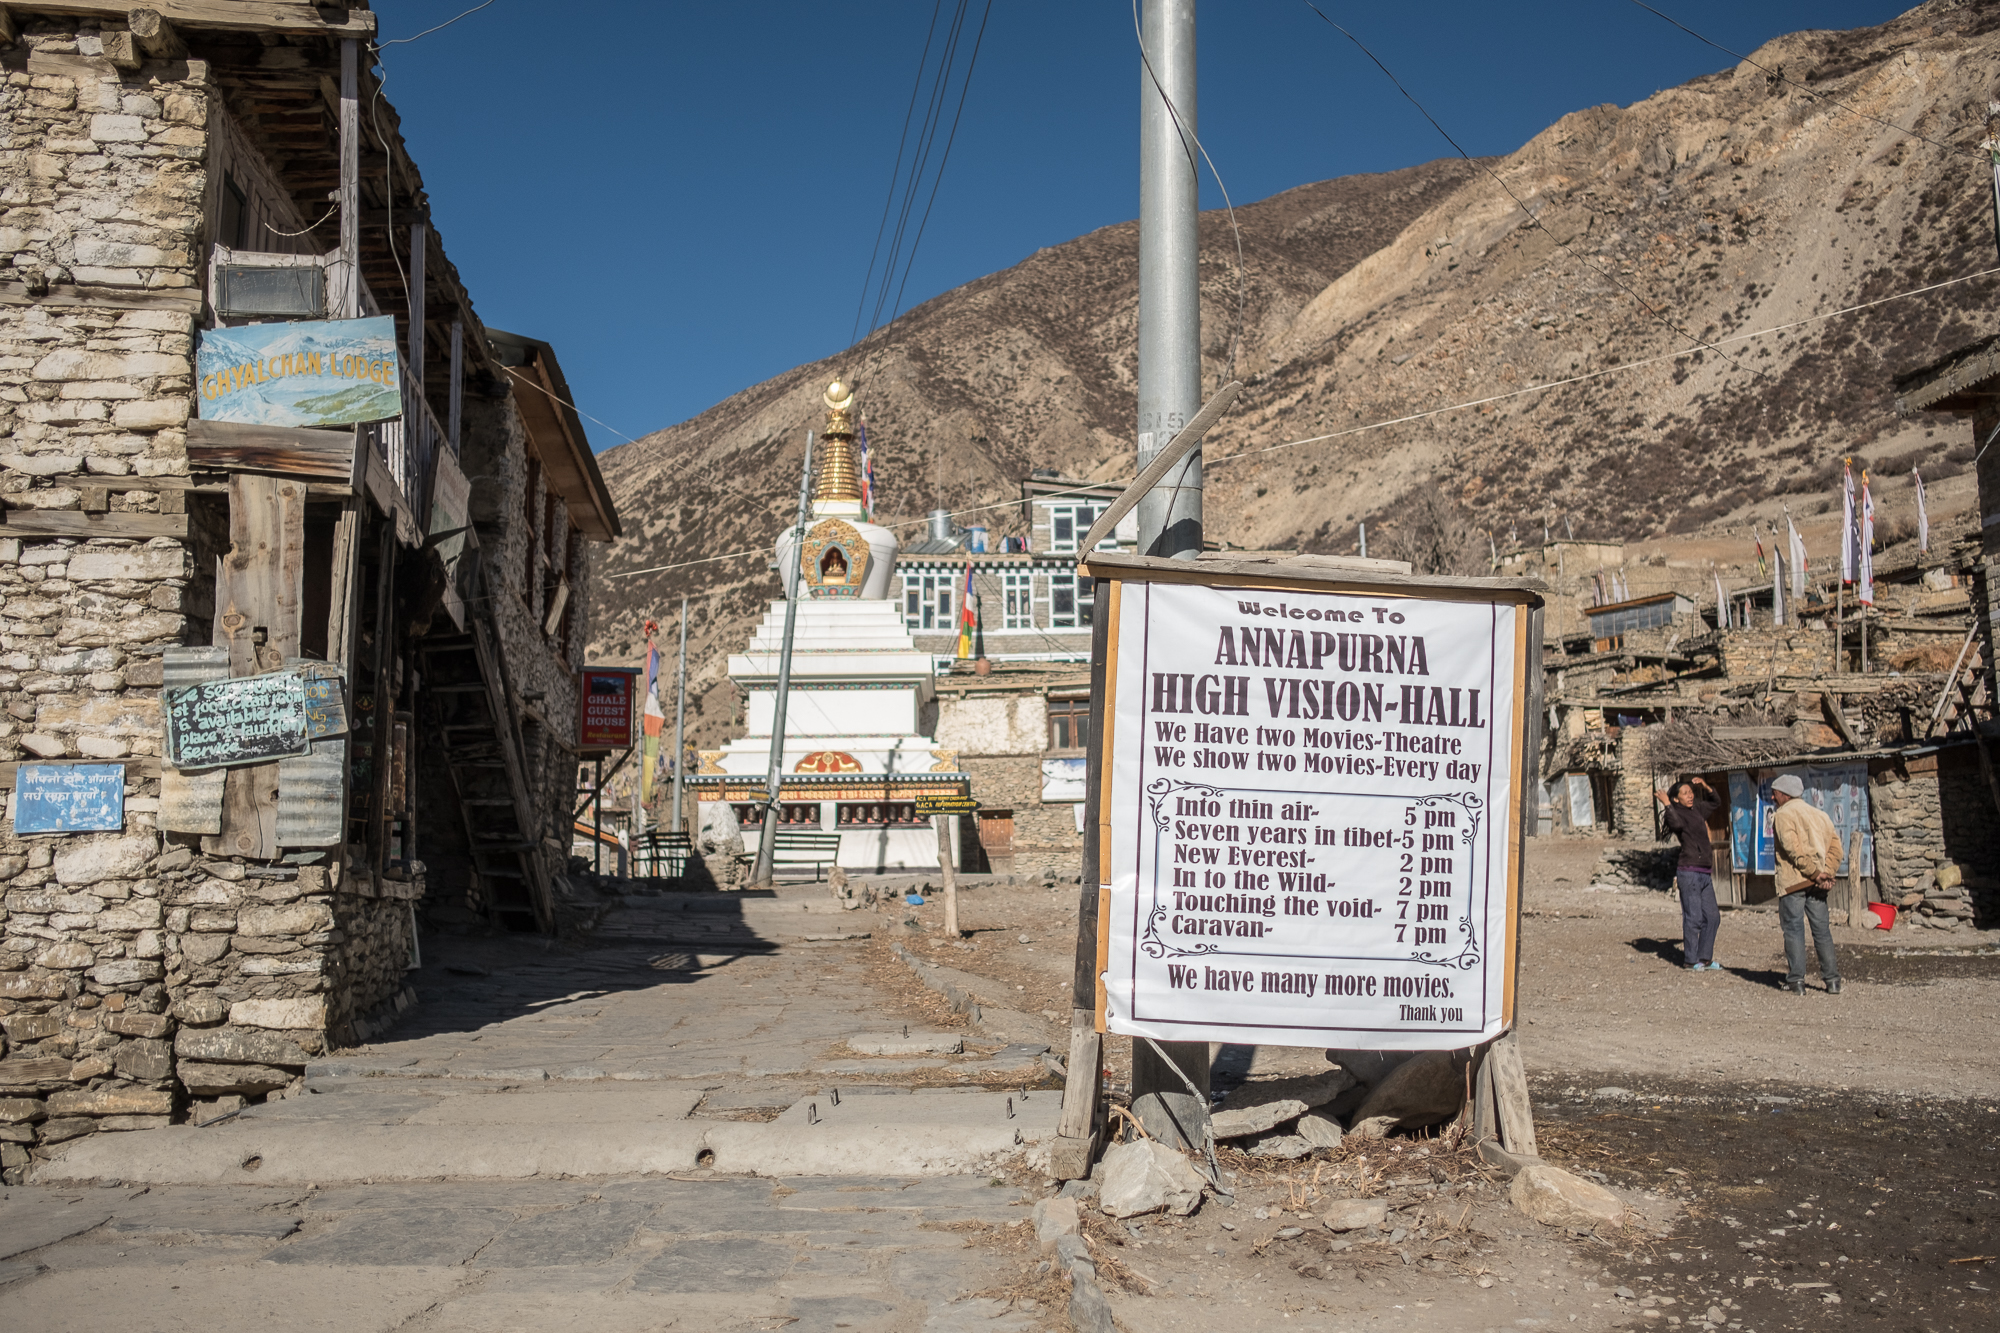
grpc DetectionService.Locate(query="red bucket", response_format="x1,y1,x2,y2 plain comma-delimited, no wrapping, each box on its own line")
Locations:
1866,902,1897,931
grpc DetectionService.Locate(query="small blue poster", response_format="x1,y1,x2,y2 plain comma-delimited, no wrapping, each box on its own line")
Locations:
14,763,125,832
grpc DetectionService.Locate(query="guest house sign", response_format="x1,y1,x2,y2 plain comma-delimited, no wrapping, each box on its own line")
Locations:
1087,555,1541,1052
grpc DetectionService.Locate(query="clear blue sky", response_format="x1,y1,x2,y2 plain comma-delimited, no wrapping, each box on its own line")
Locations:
379,1,1914,451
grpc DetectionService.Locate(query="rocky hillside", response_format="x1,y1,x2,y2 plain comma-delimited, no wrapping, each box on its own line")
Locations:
589,0,2000,744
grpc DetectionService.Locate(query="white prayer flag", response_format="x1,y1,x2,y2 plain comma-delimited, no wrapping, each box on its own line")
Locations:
1858,471,1876,607
1841,461,1857,585
1713,570,1727,628
1773,551,1786,626
1913,467,1929,553
1787,515,1806,598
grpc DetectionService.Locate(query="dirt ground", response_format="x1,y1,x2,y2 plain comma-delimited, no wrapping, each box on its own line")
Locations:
849,835,2000,1331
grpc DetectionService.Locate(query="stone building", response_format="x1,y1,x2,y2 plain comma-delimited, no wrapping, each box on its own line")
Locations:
932,660,1091,876
0,7,615,1180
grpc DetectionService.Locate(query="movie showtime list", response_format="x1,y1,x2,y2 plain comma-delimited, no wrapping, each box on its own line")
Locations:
1102,580,1522,1051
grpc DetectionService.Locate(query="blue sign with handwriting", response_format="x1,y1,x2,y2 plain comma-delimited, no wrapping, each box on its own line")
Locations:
14,763,125,833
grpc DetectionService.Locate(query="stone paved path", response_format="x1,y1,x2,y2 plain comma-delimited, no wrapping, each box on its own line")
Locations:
1,887,1057,1330
0,1174,1042,1332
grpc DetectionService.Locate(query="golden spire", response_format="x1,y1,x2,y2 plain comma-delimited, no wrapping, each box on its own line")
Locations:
815,380,863,504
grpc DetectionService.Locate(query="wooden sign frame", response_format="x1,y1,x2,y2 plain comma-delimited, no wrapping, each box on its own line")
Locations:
1050,553,1545,1176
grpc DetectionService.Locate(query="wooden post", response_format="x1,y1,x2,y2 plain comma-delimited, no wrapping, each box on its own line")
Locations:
1844,830,1864,927
337,39,359,319
206,475,305,859
448,320,464,454
935,814,960,937
1834,582,1843,674
1053,579,1112,1179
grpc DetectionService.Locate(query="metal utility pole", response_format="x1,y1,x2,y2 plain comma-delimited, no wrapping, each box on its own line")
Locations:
1131,0,1211,1150
751,432,815,888
668,595,689,833
1136,0,1202,563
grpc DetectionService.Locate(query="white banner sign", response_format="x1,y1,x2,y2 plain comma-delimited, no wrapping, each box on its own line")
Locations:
1102,579,1525,1051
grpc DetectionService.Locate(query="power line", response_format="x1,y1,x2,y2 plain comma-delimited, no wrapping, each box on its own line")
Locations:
1301,2,1767,387
607,261,2000,585
1625,0,1979,161
864,1,982,338
1204,263,2000,470
852,0,949,347
887,0,996,328
375,0,501,49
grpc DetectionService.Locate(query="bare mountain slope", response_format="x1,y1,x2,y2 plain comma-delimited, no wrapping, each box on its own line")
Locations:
590,0,2000,744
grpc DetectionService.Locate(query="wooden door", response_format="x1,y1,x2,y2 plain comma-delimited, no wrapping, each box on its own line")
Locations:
976,809,1015,864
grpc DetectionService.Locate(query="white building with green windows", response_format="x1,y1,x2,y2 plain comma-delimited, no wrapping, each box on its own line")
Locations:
897,475,1138,664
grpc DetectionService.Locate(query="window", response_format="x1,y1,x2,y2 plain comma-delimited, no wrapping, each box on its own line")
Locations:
1043,502,1117,554
902,571,955,631
1001,570,1034,629
1048,698,1090,751
1048,572,1092,629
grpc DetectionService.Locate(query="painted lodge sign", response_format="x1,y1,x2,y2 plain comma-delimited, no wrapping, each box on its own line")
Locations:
195,315,402,428
1083,553,1543,1053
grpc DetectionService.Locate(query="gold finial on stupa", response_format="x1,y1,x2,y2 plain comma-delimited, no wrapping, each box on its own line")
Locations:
814,378,863,503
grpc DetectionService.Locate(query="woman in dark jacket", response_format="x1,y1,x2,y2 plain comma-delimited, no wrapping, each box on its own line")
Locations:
1656,777,1722,971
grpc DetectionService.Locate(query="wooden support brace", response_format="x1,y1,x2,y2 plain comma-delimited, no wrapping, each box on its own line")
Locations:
1488,1027,1537,1159
0,9,18,48
128,7,187,60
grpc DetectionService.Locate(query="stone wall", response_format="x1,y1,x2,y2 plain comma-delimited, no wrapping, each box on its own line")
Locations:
1,22,209,1180
959,754,1080,876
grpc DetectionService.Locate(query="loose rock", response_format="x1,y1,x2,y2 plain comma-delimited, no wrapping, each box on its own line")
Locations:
1320,1198,1389,1232
1032,1195,1080,1246
1097,1138,1207,1218
1349,1048,1466,1130
1510,1162,1627,1229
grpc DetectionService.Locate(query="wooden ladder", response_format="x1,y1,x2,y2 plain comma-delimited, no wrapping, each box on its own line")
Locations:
1925,627,1992,739
419,622,555,934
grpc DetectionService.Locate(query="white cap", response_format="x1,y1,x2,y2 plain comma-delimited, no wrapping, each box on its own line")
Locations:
1771,774,1804,798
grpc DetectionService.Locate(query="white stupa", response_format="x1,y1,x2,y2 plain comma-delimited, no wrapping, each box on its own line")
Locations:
692,382,969,871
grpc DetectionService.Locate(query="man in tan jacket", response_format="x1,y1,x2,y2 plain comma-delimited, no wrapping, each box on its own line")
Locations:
1769,773,1844,995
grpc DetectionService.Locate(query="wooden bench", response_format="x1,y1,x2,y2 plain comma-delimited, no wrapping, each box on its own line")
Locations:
733,830,843,881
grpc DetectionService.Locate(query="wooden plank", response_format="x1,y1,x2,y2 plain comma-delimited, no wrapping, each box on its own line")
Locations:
1488,1028,1537,1159
204,474,304,860
186,418,355,481
1472,1042,1497,1146
0,510,187,539
337,38,359,320
7,2,376,37
0,280,202,312
1056,1016,1102,1140
159,646,228,833
327,499,360,671
0,8,17,47
1082,549,1546,598
0,757,160,790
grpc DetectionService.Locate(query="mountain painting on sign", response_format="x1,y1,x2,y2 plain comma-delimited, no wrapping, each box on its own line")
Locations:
196,316,401,427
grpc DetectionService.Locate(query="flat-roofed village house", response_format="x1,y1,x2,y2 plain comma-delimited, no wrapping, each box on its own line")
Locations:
0,5,616,1181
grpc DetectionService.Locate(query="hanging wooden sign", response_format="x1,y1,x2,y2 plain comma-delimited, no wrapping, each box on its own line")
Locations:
164,672,311,770
1083,553,1543,1053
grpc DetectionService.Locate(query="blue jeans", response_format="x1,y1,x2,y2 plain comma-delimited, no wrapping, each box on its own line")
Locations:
1778,888,1840,986
1677,869,1718,966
